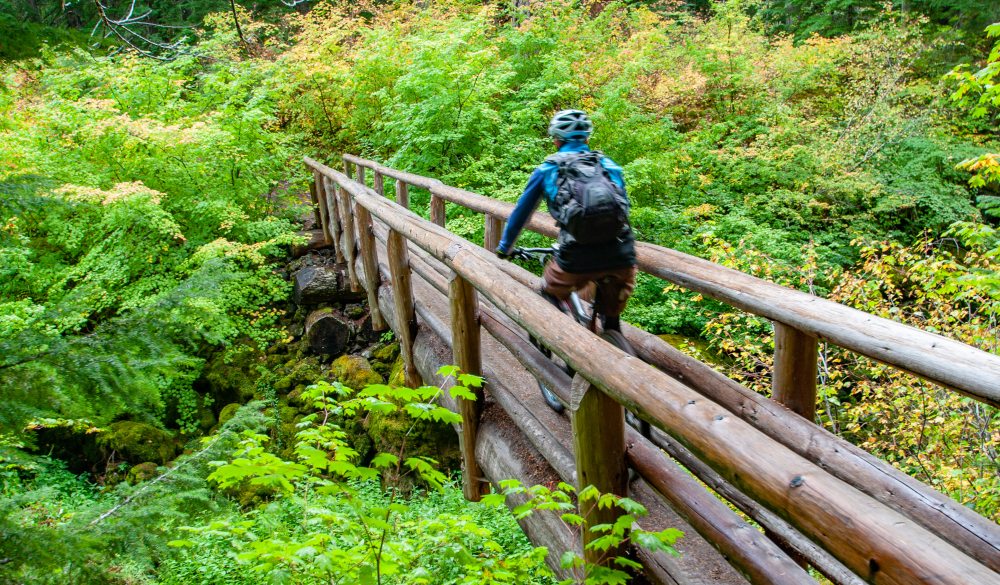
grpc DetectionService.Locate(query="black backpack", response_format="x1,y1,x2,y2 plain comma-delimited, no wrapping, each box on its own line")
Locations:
547,151,630,245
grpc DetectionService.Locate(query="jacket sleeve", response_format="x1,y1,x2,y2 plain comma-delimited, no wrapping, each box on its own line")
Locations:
497,168,546,254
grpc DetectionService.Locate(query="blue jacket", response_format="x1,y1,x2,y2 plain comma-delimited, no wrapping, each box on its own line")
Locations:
498,142,635,272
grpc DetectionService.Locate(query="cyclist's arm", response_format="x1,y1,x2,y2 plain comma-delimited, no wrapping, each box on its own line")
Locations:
497,168,546,254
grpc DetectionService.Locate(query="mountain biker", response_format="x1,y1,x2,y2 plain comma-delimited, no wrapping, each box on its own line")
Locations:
496,109,636,334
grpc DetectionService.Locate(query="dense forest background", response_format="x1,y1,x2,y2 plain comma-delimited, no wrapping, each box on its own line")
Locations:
1,0,998,583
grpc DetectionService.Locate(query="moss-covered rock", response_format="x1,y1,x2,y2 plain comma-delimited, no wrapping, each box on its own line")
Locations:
279,406,300,424
365,406,461,491
197,396,217,433
201,345,264,404
127,462,159,484
218,403,242,427
370,342,400,378
97,422,177,465
330,355,383,390
225,481,279,509
287,385,308,407
271,356,325,398
387,357,406,387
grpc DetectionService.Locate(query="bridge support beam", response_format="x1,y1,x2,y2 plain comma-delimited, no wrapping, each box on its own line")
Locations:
322,177,345,264
335,185,362,292
394,179,409,209
354,204,387,332
307,174,322,233
570,375,628,570
388,229,421,389
484,214,503,253
430,194,446,227
771,322,818,420
451,273,487,502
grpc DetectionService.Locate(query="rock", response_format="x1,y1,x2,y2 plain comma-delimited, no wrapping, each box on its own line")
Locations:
388,357,406,387
287,385,308,407
127,462,159,484
218,403,242,427
373,342,400,362
365,405,461,492
330,355,383,390
370,342,401,379
304,308,353,356
291,229,329,259
197,396,216,433
201,345,263,404
97,421,177,465
280,406,299,424
293,266,365,305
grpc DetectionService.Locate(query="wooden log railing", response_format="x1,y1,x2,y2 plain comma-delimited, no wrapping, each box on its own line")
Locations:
305,155,1000,585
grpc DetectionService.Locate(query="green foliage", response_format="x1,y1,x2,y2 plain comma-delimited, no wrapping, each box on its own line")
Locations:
698,226,999,519
280,0,983,282
172,368,557,584
0,34,302,431
486,480,682,585
946,23,1000,218
0,404,269,584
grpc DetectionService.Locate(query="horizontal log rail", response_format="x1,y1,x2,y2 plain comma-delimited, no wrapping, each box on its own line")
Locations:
307,155,1000,584
341,153,1000,408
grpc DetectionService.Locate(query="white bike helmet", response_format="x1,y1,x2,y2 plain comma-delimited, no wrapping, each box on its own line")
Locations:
547,109,593,141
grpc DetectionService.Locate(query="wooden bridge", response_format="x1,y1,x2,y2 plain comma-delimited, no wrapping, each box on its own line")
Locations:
303,154,1000,585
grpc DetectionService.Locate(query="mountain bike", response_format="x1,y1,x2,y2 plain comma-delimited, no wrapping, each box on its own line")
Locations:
507,246,651,439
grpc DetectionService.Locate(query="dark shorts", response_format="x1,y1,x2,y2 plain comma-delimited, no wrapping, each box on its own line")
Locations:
541,262,637,318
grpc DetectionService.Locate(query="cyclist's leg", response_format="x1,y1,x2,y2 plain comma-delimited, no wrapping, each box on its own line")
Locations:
593,265,638,332
541,260,590,314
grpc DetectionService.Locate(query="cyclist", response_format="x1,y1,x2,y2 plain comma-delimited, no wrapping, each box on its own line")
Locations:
496,109,637,334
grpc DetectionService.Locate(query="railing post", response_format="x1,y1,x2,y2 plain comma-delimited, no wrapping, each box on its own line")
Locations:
373,171,384,196
354,203,387,332
430,194,446,227
450,273,486,502
343,158,352,178
356,164,366,188
322,177,345,264
484,214,503,253
335,183,362,292
308,172,322,229
570,375,628,569
387,229,421,389
394,179,409,209
771,322,818,420
313,170,333,245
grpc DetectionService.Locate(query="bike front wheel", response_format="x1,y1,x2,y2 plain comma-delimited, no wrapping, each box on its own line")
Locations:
600,330,651,440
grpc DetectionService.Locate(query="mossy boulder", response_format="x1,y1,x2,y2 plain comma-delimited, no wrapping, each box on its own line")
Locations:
370,342,400,378
97,422,177,465
280,406,300,424
218,403,242,427
272,356,325,397
330,355,383,390
127,462,159,484
201,345,264,404
387,357,406,388
197,396,217,433
364,406,461,490
287,385,308,407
